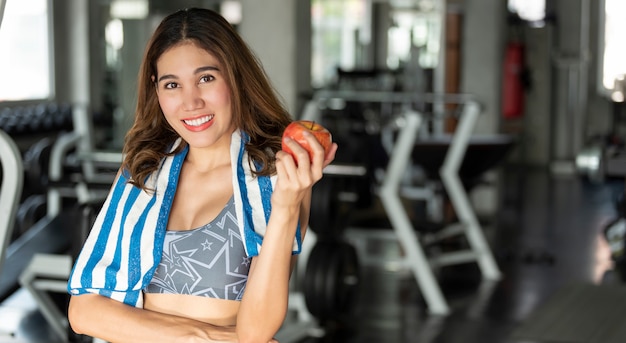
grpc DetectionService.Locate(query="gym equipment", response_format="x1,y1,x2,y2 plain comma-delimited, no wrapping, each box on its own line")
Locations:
0,7,18,339
304,240,360,323
14,194,47,240
10,199,101,342
17,112,120,341
604,192,626,282
0,215,71,301
0,129,24,286
0,108,9,129
19,253,73,341
411,135,516,188
309,177,340,236
304,90,512,315
46,105,121,217
0,103,74,136
576,100,626,182
23,136,55,194
308,163,369,237
12,82,119,341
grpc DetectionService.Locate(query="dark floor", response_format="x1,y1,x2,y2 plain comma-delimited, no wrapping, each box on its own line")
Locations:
1,166,624,343
297,166,625,343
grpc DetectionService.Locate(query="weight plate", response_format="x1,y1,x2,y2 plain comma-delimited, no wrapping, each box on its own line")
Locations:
304,240,334,320
323,241,360,321
23,137,54,194
309,177,339,237
305,240,361,323
15,194,47,239
333,241,360,316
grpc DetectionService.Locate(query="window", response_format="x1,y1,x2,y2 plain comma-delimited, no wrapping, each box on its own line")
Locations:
599,0,626,101
311,0,367,88
0,0,52,102
508,0,546,27
311,0,443,88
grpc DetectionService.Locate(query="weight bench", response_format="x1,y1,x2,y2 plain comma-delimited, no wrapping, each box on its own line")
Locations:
17,200,102,343
19,253,73,341
307,91,509,315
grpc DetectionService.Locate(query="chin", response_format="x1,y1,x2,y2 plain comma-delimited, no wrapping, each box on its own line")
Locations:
183,132,230,150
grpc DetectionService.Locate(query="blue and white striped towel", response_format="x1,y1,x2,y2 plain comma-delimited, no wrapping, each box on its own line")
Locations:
67,130,302,307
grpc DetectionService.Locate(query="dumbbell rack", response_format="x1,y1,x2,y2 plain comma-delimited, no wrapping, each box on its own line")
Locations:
307,91,502,316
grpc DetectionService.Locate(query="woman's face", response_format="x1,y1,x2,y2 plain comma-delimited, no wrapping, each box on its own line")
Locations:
155,42,235,149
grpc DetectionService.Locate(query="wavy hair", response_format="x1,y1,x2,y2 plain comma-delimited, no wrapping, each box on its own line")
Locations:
122,7,292,191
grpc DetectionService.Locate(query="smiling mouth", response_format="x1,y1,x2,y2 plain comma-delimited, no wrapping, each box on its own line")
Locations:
183,114,214,127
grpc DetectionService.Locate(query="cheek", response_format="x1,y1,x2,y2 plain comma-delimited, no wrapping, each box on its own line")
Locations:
210,83,232,108
218,93,232,111
157,96,179,125
157,95,176,116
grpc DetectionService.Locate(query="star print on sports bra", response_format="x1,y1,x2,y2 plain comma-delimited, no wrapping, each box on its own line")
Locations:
144,196,251,300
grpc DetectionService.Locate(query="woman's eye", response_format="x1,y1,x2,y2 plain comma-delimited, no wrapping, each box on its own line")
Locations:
164,82,178,89
199,75,215,83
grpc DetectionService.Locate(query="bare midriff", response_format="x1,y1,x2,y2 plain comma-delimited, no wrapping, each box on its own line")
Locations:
143,293,240,327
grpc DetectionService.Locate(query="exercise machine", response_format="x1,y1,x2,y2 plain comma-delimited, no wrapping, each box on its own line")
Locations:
0,129,24,338
303,90,515,315
0,130,24,290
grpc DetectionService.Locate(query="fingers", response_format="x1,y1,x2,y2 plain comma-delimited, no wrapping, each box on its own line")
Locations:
275,150,310,186
281,131,336,172
299,131,326,168
281,136,311,170
323,142,339,168
298,131,337,169
273,151,307,208
274,151,294,182
275,131,338,199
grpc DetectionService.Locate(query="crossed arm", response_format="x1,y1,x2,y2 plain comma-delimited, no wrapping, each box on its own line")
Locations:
69,133,337,343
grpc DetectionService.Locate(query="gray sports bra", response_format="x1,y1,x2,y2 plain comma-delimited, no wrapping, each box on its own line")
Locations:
144,196,250,300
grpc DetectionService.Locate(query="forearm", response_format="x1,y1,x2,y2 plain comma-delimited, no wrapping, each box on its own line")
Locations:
236,205,303,342
69,294,235,343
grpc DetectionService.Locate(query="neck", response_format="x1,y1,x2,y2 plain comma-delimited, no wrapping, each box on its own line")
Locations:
185,133,233,173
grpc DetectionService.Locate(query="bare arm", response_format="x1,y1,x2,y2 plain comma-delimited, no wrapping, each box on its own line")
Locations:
67,173,239,343
236,132,337,342
67,169,218,342
68,294,239,343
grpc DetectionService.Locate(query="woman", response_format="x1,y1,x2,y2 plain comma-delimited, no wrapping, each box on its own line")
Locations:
67,7,336,343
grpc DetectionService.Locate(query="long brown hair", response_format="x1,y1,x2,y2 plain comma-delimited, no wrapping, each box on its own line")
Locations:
123,7,292,191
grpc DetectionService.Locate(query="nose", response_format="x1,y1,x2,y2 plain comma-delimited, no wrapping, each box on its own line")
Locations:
182,86,204,111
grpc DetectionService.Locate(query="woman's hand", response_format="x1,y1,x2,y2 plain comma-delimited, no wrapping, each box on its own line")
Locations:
70,294,281,343
235,132,337,342
183,327,278,343
273,130,338,208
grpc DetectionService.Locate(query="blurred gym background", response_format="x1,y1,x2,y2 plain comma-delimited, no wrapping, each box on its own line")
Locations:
1,0,626,342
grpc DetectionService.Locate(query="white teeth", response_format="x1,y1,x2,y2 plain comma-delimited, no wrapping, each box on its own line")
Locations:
184,114,213,126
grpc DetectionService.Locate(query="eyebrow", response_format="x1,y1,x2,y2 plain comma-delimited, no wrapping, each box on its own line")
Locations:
157,66,220,83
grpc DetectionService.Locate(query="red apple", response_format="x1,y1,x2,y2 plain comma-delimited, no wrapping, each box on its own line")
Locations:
282,120,332,163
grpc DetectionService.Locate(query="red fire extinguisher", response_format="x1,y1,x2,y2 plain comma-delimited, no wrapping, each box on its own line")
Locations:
502,42,525,119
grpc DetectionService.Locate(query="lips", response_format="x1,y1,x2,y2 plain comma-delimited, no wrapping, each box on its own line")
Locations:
183,114,214,126
182,114,214,131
